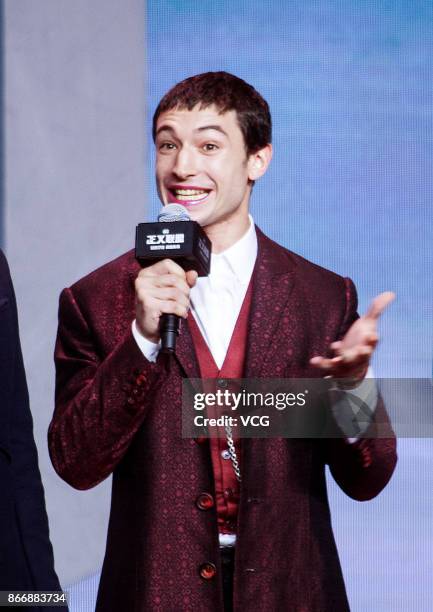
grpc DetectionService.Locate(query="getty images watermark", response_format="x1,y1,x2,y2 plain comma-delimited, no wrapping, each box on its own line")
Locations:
181,378,433,438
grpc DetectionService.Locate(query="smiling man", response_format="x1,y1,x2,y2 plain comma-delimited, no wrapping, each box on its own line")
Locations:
49,72,397,612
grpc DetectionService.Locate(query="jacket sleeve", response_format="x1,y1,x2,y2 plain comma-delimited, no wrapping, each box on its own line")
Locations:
324,277,397,501
48,286,166,490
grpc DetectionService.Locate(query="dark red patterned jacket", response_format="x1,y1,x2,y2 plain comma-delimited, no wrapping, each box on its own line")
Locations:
48,228,397,612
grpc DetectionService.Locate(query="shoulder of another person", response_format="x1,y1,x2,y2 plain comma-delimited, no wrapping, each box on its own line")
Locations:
0,250,12,303
0,249,9,277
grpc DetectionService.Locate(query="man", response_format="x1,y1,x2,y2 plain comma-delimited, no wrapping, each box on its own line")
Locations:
0,250,64,606
49,72,397,611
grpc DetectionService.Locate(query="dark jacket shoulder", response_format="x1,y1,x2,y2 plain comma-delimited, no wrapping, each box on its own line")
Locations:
70,249,138,294
256,227,356,306
61,249,139,317
0,249,13,299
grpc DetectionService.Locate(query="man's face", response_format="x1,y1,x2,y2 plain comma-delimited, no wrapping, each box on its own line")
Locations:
155,105,269,236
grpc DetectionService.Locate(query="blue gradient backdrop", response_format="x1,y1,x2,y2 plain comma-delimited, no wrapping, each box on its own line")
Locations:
147,2,433,610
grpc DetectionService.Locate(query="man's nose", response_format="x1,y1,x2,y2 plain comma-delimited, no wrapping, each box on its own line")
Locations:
172,147,197,179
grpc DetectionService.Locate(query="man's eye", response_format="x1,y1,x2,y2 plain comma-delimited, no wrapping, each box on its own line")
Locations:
159,142,176,151
203,143,218,152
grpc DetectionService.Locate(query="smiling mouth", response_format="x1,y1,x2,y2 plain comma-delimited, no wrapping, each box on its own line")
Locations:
168,188,211,205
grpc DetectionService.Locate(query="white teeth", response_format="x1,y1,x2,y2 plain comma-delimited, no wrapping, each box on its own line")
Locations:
173,188,209,202
174,189,206,196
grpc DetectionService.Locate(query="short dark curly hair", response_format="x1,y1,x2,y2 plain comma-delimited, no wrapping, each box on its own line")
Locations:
152,71,272,155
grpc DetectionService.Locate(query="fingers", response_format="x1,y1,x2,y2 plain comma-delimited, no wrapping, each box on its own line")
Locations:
310,355,338,369
157,298,190,319
137,258,186,280
340,344,374,362
136,276,191,306
144,286,190,309
365,291,395,321
137,262,198,289
152,273,191,291
310,344,373,374
331,333,378,355
186,269,198,288
135,280,191,317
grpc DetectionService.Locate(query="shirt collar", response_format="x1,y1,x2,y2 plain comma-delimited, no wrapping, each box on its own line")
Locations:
210,215,257,285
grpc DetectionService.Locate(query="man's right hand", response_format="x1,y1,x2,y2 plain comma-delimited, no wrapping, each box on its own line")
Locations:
134,259,198,344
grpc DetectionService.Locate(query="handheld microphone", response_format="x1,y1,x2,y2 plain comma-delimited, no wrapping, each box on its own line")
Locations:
135,204,212,353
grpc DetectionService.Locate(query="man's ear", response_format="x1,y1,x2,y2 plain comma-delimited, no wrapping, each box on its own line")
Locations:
247,144,273,181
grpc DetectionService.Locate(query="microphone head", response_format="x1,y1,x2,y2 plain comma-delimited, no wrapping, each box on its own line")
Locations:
158,204,190,222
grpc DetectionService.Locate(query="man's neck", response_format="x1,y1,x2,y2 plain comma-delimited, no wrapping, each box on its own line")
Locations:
205,213,251,255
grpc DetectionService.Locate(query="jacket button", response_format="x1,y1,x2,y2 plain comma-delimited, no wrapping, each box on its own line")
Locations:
196,493,214,510
199,562,217,580
135,373,146,386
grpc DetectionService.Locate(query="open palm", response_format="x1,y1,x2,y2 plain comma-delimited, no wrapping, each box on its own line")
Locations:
310,291,395,380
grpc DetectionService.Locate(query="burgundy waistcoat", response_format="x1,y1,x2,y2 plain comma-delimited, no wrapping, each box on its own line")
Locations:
188,281,253,534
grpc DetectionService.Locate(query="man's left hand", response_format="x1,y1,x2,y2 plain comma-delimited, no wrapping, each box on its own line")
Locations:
309,291,395,380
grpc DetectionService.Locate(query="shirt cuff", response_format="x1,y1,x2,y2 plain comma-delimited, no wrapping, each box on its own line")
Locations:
131,320,161,363
329,366,378,442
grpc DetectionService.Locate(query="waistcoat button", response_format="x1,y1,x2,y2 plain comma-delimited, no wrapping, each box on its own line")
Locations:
196,492,214,510
199,562,217,580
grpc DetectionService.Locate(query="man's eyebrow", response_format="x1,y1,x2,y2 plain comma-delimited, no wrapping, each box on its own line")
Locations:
155,125,177,137
155,124,229,138
195,125,228,137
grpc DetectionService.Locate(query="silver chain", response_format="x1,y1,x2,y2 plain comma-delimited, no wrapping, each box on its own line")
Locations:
224,423,241,482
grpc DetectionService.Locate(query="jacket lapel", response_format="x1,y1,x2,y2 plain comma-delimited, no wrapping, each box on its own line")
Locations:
244,227,297,378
